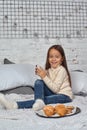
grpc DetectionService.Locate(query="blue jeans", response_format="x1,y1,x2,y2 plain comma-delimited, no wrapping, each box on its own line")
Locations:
17,80,72,109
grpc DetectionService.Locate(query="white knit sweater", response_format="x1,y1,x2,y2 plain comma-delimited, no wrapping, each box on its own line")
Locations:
43,65,73,99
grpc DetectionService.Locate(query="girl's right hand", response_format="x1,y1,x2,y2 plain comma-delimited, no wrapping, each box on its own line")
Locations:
35,65,47,79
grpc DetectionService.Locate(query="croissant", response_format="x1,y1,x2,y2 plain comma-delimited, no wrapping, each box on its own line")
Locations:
55,104,67,116
66,106,74,114
43,105,55,117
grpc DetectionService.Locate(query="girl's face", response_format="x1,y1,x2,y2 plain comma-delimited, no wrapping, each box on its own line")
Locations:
48,48,63,69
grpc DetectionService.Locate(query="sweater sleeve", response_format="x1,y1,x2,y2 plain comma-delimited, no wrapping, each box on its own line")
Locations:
43,67,67,93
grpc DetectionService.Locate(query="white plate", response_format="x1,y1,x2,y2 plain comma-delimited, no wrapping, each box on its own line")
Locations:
36,106,81,118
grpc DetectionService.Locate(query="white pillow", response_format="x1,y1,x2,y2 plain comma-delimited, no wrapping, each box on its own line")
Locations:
0,64,38,91
70,71,87,94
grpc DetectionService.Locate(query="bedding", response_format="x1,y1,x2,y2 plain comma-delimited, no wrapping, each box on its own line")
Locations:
2,58,34,94
0,93,87,130
70,71,87,95
4,58,15,64
1,64,87,96
1,86,34,95
2,59,87,96
0,64,38,91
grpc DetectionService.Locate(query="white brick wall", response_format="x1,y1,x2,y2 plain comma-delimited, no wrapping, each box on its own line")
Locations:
0,38,87,72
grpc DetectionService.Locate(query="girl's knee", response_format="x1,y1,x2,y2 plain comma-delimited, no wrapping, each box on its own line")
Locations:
34,79,43,86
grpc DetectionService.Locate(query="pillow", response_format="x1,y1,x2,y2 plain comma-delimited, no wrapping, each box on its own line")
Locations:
70,71,87,95
0,64,38,91
4,58,15,64
2,86,34,95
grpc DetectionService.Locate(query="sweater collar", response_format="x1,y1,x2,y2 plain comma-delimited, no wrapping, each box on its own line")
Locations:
50,65,62,71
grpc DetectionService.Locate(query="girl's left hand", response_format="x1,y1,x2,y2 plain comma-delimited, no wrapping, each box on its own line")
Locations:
35,66,47,79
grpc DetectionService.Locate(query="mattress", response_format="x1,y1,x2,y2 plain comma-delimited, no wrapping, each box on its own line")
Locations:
0,94,87,130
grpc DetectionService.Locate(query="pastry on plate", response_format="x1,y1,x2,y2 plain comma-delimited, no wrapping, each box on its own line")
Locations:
43,104,75,117
55,104,67,116
43,105,55,117
66,106,74,114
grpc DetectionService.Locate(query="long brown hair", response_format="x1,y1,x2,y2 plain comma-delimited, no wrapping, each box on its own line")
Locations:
45,44,71,86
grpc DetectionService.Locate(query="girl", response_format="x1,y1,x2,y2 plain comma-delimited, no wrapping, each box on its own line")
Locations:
0,45,73,111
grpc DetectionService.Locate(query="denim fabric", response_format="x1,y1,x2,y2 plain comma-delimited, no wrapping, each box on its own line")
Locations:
17,79,72,109
17,100,34,109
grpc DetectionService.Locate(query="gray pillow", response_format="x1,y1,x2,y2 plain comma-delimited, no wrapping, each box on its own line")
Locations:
1,86,34,95
4,58,15,64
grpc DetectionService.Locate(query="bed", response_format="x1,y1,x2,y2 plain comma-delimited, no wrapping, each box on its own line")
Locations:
0,62,87,130
0,94,87,130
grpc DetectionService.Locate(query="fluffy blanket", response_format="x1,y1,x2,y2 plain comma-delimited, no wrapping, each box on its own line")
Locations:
0,94,87,130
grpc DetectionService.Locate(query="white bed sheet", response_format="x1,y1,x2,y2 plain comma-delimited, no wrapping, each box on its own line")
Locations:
0,94,87,130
